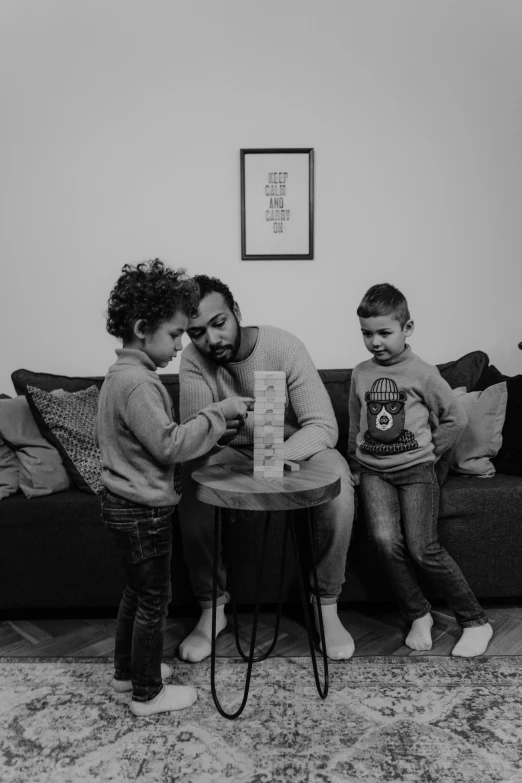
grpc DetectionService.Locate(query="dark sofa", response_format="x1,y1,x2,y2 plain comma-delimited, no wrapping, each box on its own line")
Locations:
1,352,521,613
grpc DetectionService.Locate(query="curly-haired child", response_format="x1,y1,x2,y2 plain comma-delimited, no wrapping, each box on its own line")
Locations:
97,260,254,717
348,283,493,657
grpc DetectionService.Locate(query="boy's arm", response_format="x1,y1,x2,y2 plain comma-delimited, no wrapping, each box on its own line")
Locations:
425,372,468,458
125,382,227,465
283,338,338,462
347,370,361,484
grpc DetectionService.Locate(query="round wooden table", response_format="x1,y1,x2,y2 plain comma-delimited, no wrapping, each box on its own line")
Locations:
191,460,341,719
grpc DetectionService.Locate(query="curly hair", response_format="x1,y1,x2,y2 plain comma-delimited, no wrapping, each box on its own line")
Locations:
192,275,241,320
357,283,410,327
106,259,200,340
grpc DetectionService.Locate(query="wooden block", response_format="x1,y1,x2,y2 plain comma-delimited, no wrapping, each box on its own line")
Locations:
254,402,285,412
254,371,286,379
284,459,300,472
255,391,285,401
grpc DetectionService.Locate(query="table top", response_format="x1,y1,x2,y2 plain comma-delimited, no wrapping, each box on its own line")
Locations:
191,461,341,512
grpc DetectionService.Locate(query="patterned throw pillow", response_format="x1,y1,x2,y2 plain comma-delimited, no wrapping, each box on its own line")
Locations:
26,385,102,495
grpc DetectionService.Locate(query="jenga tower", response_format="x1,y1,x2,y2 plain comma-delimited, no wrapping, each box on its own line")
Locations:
253,371,285,478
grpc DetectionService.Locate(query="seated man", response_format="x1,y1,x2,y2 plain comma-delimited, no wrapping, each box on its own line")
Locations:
178,275,355,662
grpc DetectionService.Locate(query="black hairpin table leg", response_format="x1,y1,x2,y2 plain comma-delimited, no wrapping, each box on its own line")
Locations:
289,508,329,699
211,506,279,719
232,511,289,663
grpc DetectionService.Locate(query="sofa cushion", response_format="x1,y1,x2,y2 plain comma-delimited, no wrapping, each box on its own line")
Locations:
26,385,103,495
492,375,522,476
448,382,508,478
437,351,489,392
12,368,105,396
0,396,70,498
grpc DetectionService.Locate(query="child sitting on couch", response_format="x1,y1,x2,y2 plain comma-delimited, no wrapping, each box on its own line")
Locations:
348,283,493,657
97,260,253,716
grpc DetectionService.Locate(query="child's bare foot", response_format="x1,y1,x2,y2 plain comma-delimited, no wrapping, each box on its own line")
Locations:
179,605,227,663
405,613,433,650
451,623,493,657
111,662,173,693
130,684,197,717
314,603,355,660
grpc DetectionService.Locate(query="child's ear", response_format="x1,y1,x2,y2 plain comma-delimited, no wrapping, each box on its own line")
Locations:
133,319,148,339
404,319,414,337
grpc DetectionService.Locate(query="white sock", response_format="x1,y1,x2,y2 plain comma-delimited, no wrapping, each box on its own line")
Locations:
314,603,354,660
130,684,197,717
405,614,433,651
111,662,174,693
178,606,227,663
452,623,493,657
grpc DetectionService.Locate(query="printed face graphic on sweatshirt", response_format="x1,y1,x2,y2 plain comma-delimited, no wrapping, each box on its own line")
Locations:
360,377,418,455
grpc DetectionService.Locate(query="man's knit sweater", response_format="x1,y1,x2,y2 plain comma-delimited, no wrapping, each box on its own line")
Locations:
348,346,467,474
180,326,338,462
96,349,227,506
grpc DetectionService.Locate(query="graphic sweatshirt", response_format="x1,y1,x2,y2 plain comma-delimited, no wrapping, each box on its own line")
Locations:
96,348,227,506
348,346,467,474
180,326,338,462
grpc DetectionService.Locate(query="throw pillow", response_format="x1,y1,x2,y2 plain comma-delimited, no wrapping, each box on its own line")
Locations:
437,351,489,392
0,396,70,498
0,392,21,499
492,374,522,476
26,385,102,495
448,382,508,478
11,368,104,397
0,438,20,500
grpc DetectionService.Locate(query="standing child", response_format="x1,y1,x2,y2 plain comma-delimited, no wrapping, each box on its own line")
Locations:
97,260,253,716
348,283,493,656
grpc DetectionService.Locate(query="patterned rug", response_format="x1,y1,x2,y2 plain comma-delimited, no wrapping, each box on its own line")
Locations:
1,656,521,782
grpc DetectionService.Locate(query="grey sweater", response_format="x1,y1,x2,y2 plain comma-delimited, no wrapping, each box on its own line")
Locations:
96,349,227,506
348,347,467,474
180,326,338,462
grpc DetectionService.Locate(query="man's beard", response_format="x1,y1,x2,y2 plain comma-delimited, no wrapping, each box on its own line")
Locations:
209,315,242,365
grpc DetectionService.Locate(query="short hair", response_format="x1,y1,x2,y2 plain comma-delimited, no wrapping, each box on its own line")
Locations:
106,259,200,340
192,275,241,319
357,283,410,327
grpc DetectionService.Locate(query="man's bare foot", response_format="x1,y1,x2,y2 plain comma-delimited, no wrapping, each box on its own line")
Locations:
178,606,227,663
314,603,355,660
451,623,493,657
405,613,433,650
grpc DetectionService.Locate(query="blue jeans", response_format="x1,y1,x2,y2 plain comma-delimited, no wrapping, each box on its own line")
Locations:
359,462,488,628
101,489,174,702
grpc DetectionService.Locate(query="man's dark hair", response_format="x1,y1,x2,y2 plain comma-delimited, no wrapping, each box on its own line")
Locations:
192,275,241,319
357,283,411,327
106,259,200,341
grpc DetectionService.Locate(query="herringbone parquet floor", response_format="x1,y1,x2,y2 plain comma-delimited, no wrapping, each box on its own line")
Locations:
1,602,521,658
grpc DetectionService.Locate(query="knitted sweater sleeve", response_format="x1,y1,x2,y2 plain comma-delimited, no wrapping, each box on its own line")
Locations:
425,372,468,458
126,382,227,464
283,337,338,461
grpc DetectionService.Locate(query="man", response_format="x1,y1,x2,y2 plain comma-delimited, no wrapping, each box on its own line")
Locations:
178,275,355,662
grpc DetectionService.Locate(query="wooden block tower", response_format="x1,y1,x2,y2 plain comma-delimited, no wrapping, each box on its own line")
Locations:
253,371,285,478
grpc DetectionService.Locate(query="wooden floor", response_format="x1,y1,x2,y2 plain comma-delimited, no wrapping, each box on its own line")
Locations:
1,602,522,658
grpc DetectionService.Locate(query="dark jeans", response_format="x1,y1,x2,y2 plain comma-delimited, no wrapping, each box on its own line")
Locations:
359,462,488,628
101,489,174,702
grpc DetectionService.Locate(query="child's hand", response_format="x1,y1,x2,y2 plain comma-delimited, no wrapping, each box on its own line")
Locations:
217,419,244,446
219,396,255,422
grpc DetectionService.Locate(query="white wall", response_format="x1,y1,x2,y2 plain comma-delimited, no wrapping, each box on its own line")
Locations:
1,0,521,395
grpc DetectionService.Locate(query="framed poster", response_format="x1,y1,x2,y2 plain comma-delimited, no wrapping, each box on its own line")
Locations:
240,148,314,260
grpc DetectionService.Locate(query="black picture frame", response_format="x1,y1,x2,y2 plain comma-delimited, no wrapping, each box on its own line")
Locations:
240,148,314,260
